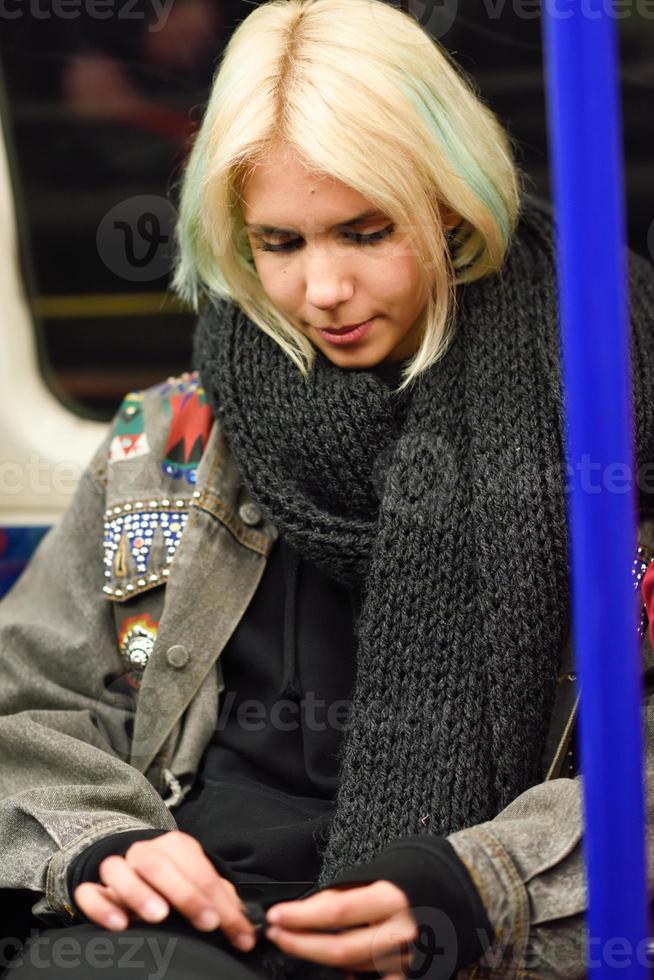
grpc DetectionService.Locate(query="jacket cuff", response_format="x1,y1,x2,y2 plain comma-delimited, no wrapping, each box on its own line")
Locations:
66,829,169,919
322,835,495,972
44,819,177,923
66,828,242,921
447,826,531,974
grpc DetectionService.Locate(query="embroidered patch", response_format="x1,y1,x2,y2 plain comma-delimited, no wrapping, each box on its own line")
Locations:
109,432,150,463
157,372,212,486
118,613,159,682
104,506,190,581
109,391,150,464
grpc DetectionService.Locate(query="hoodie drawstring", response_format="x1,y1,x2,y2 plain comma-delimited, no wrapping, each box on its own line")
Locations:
279,537,302,701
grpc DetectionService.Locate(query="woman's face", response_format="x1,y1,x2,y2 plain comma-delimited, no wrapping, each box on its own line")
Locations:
242,144,431,369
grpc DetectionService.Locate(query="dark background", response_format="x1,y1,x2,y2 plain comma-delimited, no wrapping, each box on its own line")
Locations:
1,0,652,419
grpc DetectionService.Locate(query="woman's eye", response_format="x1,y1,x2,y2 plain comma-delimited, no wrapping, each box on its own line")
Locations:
255,224,394,254
341,225,394,245
260,236,299,252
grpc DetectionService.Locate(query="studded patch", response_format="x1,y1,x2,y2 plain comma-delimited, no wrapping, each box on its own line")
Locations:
634,546,653,638
102,493,200,600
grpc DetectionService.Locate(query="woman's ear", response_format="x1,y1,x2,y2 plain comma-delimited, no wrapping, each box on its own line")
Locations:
439,205,462,232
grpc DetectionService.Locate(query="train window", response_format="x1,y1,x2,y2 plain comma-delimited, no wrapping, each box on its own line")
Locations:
432,1,653,260
0,0,246,420
0,0,652,422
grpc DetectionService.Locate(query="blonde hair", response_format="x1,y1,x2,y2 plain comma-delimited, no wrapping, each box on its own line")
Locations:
172,0,523,391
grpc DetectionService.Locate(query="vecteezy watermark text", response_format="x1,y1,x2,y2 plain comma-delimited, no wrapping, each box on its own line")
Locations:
0,930,178,980
216,690,353,734
0,0,174,30
6,447,654,500
479,0,654,18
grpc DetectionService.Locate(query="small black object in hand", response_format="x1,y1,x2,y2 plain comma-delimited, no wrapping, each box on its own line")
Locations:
241,900,268,937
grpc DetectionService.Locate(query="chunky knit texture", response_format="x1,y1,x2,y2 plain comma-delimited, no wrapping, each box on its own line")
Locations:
193,195,654,892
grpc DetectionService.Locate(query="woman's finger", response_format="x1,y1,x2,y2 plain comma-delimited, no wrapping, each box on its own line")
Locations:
72,882,132,931
348,943,413,976
265,910,418,971
311,940,413,977
345,932,416,976
109,840,255,950
266,880,408,931
98,854,173,923
155,834,256,947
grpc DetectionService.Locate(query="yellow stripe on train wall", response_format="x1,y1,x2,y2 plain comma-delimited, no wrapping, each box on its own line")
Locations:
0,121,105,527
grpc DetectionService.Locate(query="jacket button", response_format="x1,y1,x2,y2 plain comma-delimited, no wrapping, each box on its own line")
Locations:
239,502,262,527
166,645,190,669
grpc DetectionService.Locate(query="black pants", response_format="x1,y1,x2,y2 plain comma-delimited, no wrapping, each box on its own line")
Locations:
0,876,364,980
0,909,351,980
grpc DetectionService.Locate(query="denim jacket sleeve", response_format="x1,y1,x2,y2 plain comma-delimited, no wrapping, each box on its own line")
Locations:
0,426,177,928
448,600,654,978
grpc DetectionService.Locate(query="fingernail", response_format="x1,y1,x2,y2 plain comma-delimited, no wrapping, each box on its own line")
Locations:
266,926,280,939
143,899,168,921
107,914,127,931
266,909,281,923
236,932,255,951
197,909,220,930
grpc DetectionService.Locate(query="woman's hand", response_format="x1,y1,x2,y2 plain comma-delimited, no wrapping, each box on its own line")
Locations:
72,830,257,951
263,880,417,978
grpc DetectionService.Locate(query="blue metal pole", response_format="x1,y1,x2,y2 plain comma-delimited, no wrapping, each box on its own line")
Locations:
541,1,648,975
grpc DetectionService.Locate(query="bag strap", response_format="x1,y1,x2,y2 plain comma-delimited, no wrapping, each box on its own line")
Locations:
543,525,654,781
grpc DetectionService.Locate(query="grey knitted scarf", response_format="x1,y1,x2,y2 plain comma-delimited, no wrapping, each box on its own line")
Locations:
193,195,654,890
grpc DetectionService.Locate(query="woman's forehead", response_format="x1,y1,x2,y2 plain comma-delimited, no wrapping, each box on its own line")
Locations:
241,149,380,232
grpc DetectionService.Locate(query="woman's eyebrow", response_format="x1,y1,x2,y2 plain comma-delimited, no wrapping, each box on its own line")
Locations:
244,210,384,234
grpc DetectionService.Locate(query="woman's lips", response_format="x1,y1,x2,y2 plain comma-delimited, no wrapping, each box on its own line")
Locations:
316,318,376,346
322,320,369,334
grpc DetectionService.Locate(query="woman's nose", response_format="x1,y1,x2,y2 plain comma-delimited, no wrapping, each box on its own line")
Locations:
302,249,355,310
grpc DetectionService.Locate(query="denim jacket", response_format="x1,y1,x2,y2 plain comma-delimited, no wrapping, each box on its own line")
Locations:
1,370,653,979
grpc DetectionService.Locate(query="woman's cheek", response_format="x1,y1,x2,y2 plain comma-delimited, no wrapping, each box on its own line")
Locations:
258,263,296,308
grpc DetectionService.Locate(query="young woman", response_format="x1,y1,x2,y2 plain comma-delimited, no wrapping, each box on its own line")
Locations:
2,0,654,978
